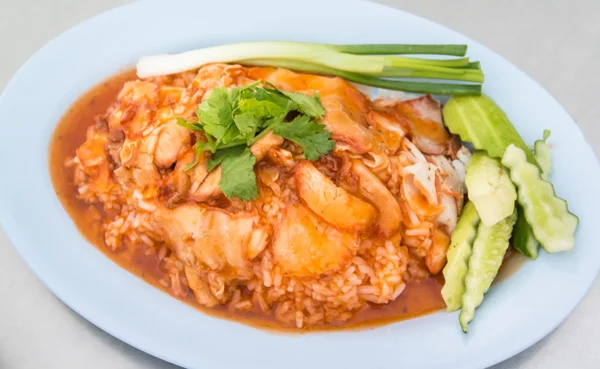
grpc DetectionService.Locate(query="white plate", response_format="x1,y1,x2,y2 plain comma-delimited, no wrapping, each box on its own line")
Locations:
0,1,598,368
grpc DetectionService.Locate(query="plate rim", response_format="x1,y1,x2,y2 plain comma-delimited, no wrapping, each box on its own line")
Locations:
1,1,599,368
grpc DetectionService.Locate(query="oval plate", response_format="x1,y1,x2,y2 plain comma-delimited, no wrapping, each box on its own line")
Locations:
0,1,598,368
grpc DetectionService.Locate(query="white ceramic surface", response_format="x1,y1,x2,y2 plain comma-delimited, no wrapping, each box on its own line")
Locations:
0,1,598,368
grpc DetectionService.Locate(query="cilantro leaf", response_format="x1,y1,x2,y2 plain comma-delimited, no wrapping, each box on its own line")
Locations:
273,115,336,160
220,123,242,145
280,91,326,119
237,98,285,118
185,139,216,171
235,96,290,136
263,82,326,119
234,113,262,136
196,88,234,141
176,118,204,132
177,81,333,201
206,146,246,171
184,162,199,172
253,87,296,112
199,133,218,153
218,148,258,201
230,81,261,102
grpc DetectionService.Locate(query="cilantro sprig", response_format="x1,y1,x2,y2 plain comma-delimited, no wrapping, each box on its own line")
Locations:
177,81,334,201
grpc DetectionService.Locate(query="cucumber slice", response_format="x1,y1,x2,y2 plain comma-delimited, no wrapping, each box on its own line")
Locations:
441,201,480,311
442,95,538,166
459,210,517,333
512,205,539,260
534,129,552,180
502,144,578,253
465,152,517,226
512,131,552,259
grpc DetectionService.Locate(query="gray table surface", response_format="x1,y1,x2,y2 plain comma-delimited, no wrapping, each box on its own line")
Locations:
1,0,599,368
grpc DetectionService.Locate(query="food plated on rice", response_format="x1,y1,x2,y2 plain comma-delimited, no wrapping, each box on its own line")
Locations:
49,42,577,332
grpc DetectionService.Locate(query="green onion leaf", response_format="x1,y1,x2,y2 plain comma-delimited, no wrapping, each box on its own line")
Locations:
336,44,467,56
137,41,483,96
242,59,482,96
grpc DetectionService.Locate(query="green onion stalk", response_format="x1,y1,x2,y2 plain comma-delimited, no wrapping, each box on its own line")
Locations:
137,41,483,95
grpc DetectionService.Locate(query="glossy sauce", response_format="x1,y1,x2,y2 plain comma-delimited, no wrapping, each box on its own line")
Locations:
48,69,519,331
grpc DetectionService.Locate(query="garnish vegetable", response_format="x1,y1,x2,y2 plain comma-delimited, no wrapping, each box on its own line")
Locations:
534,129,552,180
512,130,553,259
512,205,539,260
137,42,484,96
442,93,578,332
178,82,335,201
442,95,537,165
442,95,548,261
502,144,579,253
465,152,517,227
460,210,518,333
441,201,480,311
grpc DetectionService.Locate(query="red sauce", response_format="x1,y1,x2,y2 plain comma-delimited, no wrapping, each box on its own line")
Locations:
52,69,525,332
